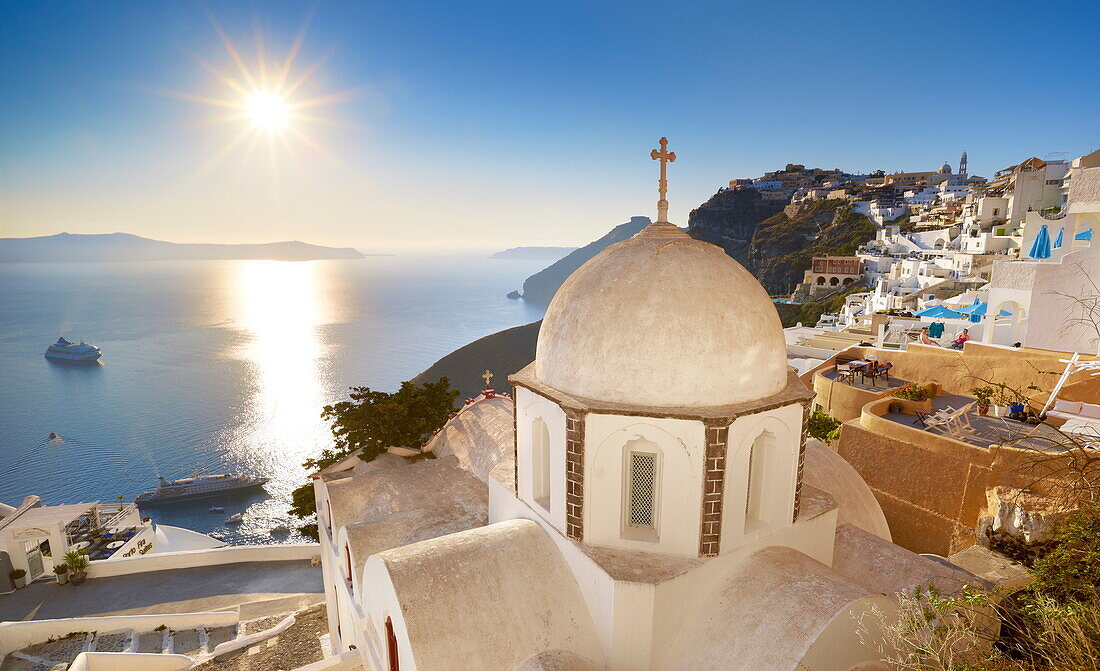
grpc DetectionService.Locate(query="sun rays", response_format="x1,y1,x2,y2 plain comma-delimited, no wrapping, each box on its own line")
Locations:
166,11,361,177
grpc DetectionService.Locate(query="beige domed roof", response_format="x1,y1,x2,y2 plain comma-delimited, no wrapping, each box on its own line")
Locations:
534,222,788,408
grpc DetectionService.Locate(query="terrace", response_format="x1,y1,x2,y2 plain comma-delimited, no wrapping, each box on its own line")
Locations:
880,394,1086,453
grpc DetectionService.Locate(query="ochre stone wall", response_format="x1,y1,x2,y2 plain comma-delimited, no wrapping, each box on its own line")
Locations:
803,343,1100,419
839,396,1090,555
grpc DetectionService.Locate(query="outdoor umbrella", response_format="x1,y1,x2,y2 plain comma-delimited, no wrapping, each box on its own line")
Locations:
1028,224,1052,259
956,300,1012,323
1054,227,1064,249
914,305,964,319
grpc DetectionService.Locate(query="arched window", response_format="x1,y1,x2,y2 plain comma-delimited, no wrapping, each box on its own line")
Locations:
531,418,551,510
745,431,776,532
816,276,826,285
385,617,399,671
344,543,352,586
842,277,854,285
829,277,840,286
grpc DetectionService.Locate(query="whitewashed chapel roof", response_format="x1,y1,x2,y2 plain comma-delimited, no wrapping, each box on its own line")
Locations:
534,222,789,408
325,395,514,573
369,519,605,671
660,546,885,671
803,438,892,541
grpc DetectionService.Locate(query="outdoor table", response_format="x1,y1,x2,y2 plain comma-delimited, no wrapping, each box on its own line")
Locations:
70,541,90,551
106,540,125,550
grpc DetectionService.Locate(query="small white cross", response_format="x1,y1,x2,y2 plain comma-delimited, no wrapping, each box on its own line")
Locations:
482,370,494,389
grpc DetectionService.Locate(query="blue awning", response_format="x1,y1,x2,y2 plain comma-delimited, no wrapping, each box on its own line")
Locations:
1054,227,1064,249
1076,228,1093,241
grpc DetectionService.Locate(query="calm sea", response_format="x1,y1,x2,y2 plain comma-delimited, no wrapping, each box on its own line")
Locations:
0,256,546,544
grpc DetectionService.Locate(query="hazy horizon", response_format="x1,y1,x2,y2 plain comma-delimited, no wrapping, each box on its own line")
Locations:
2,1,1098,249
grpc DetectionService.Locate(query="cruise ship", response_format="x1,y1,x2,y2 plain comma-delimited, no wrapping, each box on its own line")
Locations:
44,337,102,362
135,472,269,504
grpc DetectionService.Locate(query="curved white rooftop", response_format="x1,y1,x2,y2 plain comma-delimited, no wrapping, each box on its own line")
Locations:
535,222,788,408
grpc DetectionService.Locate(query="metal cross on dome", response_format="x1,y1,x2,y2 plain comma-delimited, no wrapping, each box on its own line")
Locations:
650,137,676,223
482,369,494,389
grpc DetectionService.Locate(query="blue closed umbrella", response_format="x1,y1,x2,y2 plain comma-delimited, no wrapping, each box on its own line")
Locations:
1076,228,1093,241
1054,227,1064,249
1029,224,1052,259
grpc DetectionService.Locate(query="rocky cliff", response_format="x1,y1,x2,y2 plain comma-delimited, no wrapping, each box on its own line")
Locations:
516,216,650,304
688,194,876,295
686,189,786,267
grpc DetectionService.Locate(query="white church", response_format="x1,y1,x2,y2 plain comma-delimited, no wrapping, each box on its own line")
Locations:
312,140,978,671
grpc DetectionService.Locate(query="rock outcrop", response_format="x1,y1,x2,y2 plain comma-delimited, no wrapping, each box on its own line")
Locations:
515,217,650,304
688,195,876,295
686,189,786,267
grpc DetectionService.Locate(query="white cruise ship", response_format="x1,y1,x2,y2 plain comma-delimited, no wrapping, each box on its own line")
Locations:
135,472,269,504
44,336,102,361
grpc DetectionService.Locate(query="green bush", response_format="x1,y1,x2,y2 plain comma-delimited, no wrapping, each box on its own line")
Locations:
807,409,843,442
1029,505,1100,603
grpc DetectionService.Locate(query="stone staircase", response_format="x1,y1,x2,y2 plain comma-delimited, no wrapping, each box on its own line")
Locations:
0,612,294,671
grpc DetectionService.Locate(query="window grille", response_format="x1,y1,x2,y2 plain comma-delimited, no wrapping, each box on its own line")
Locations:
628,452,657,528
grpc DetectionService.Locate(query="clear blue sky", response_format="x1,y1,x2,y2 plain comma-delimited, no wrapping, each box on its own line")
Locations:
2,1,1098,250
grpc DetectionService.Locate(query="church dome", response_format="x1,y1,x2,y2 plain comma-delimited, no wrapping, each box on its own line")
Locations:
534,222,788,408
939,163,952,173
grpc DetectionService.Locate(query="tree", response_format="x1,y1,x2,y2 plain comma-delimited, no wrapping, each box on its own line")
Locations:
289,377,461,540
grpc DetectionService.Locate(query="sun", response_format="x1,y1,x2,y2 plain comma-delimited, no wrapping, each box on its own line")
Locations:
166,14,362,173
245,91,290,130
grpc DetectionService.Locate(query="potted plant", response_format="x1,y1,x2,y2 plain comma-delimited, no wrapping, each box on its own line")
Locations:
971,386,994,416
9,568,27,589
54,563,69,585
990,385,1013,417
65,549,89,586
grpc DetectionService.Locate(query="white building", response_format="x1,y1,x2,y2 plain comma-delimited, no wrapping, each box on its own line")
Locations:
314,162,982,670
981,150,1099,353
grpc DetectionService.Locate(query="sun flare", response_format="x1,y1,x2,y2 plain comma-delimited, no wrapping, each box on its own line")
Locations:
245,91,291,130
167,15,361,173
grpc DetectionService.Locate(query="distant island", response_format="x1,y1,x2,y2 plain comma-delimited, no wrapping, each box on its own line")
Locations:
0,232,365,263
488,246,576,260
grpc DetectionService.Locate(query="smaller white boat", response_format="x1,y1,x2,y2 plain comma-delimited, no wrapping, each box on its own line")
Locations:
225,513,244,525
208,506,225,513
45,337,102,362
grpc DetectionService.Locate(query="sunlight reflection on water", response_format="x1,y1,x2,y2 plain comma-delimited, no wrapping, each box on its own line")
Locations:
0,256,547,544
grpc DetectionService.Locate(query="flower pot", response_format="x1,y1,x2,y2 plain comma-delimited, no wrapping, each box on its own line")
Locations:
1009,403,1026,414
70,572,86,586
978,404,989,416
55,571,68,585
13,575,26,589
992,405,1009,417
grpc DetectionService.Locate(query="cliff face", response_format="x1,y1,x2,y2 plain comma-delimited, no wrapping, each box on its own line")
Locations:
686,189,786,266
688,193,876,295
518,216,650,304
